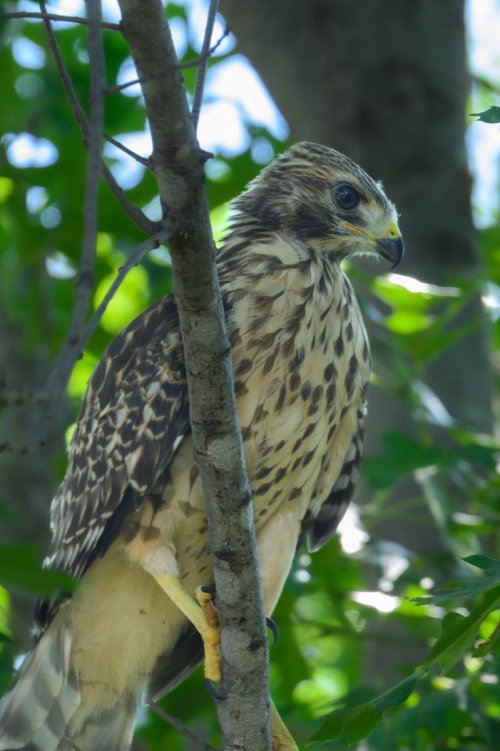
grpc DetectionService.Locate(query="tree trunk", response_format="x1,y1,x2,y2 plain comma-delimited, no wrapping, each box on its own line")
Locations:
0,308,67,651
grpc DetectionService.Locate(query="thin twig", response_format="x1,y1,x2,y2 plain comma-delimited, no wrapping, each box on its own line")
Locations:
103,77,141,94
181,25,231,69
103,132,150,166
38,0,157,234
0,11,121,30
101,162,160,232
46,0,104,414
102,26,230,95
70,228,171,359
39,0,88,132
146,701,220,751
191,0,219,131
1,231,169,455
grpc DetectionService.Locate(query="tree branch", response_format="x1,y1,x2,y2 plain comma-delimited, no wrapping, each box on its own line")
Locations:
0,10,121,30
46,0,104,414
38,1,159,235
69,228,172,362
191,0,218,131
146,701,220,751
117,1,272,749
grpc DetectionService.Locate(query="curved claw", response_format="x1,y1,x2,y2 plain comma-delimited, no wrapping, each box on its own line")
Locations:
200,584,216,595
206,678,228,701
266,617,279,645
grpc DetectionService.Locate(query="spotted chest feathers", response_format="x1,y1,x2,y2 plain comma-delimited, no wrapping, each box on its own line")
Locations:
222,235,371,533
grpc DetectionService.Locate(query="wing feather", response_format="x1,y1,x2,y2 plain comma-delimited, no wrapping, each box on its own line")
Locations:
44,294,189,580
305,405,365,552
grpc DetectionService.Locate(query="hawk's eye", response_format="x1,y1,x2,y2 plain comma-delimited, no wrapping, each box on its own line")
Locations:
334,184,360,211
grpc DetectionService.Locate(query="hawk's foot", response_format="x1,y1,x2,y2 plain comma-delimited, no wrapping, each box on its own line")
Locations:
195,585,221,684
146,572,222,686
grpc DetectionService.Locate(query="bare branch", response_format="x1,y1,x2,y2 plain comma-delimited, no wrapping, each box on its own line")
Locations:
46,0,104,414
38,1,157,234
118,0,272,748
71,228,171,360
39,0,88,133
146,701,220,751
0,10,121,30
103,78,141,94
103,132,150,166
102,24,230,95
191,0,218,131
100,162,160,233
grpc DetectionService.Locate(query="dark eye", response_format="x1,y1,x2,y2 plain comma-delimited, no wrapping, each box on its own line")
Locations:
334,184,360,211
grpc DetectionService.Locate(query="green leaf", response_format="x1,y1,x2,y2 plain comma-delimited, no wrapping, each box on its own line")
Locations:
463,554,500,573
308,671,422,746
363,432,497,490
0,544,76,597
424,585,500,672
412,557,500,605
471,106,500,123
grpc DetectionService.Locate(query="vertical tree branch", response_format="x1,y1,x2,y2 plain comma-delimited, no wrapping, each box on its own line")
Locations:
46,0,104,412
117,1,271,749
191,0,218,131
38,0,158,235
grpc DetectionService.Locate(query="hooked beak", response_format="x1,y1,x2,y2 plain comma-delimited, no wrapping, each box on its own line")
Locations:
376,236,404,269
342,218,404,269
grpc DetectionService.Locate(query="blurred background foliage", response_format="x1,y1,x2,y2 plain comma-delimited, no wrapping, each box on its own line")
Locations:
0,1,499,749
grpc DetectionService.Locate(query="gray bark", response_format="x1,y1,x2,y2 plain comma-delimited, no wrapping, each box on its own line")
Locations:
0,308,67,651
118,1,272,748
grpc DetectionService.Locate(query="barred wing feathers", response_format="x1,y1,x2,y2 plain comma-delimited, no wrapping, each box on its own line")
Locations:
44,295,189,585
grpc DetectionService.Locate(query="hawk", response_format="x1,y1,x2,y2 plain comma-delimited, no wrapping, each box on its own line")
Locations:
0,142,403,750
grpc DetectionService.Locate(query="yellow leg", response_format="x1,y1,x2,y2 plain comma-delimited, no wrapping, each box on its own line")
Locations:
150,573,298,748
271,700,299,750
150,573,221,682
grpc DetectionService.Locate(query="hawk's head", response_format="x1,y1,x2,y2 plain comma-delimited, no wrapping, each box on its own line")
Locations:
234,141,403,268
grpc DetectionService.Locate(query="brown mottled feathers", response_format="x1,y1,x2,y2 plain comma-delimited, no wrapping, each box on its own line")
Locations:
44,296,189,581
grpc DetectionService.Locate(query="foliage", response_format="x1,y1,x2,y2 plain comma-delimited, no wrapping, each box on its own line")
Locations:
0,3,498,751
471,106,500,124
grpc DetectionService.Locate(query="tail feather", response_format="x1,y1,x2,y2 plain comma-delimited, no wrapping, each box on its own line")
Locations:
66,695,137,751
0,617,80,750
0,614,140,751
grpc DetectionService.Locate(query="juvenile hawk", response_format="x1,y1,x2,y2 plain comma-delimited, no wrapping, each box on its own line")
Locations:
0,143,403,750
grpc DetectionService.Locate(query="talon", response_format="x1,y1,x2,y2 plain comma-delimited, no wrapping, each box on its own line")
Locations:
200,584,216,597
206,678,228,701
266,617,279,645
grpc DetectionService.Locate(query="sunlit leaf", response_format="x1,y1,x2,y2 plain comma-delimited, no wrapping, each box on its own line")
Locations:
308,671,422,745
424,586,500,672
412,557,500,605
